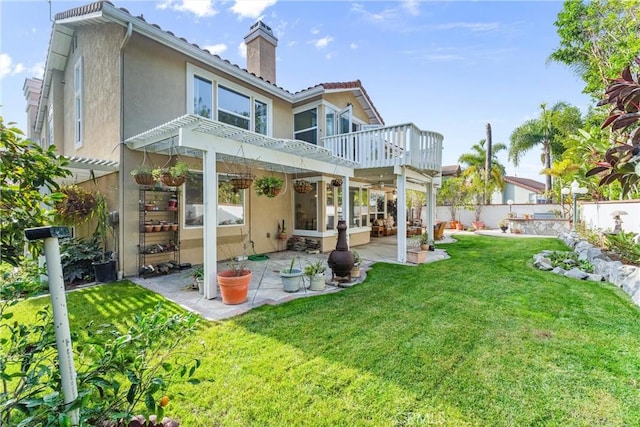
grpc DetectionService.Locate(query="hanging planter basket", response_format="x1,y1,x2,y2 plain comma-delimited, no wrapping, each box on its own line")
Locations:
55,185,97,225
133,172,156,186
230,173,255,190
266,187,281,198
254,176,284,198
293,180,313,194
160,173,186,187
331,177,343,187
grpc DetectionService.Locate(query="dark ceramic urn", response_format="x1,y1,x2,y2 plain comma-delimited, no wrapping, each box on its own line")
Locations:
328,220,354,280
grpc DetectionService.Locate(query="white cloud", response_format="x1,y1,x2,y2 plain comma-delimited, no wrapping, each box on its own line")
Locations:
203,43,227,55
156,0,217,18
12,63,25,75
0,53,13,78
310,27,320,35
401,0,420,16
0,53,43,78
288,41,297,47
314,36,333,49
230,0,277,20
237,41,247,59
325,52,333,60
350,42,358,50
434,22,501,32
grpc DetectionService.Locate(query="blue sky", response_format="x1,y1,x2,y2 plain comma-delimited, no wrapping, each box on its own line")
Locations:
0,0,593,180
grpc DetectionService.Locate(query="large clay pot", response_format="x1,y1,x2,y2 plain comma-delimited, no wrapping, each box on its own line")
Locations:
216,270,252,304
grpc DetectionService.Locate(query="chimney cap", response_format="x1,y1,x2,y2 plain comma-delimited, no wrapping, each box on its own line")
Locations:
244,20,278,47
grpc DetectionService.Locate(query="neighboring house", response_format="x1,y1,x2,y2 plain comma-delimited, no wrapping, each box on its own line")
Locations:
497,176,546,204
440,164,461,178
23,1,443,299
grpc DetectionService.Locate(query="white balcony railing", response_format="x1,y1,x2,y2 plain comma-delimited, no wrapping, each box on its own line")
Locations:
322,123,443,173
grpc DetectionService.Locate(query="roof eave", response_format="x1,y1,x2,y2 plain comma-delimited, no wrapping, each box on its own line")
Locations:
35,1,295,132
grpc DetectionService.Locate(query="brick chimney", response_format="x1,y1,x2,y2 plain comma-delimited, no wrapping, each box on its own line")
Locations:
244,21,278,84
23,78,43,140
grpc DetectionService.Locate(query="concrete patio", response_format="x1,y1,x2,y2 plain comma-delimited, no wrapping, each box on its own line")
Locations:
130,232,456,320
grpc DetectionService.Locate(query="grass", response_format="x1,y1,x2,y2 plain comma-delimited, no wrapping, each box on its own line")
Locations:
8,235,640,426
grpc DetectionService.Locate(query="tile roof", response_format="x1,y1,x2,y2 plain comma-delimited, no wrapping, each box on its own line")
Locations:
52,0,383,125
441,164,461,177
504,175,545,193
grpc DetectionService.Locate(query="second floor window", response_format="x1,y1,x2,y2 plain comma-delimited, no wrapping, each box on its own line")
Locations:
189,64,269,135
218,85,250,130
294,108,317,144
194,76,213,118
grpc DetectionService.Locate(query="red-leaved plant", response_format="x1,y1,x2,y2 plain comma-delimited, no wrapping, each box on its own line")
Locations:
586,57,640,195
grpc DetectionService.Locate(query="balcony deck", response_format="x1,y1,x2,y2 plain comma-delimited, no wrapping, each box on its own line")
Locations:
322,123,443,174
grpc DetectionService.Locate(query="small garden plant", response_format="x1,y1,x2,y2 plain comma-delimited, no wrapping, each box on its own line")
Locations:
547,251,594,273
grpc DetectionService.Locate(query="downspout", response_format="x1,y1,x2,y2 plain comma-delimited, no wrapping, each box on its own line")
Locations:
118,23,133,278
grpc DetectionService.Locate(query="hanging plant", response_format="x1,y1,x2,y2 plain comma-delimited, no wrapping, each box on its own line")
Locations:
55,185,97,225
230,173,255,190
254,176,284,198
153,161,189,187
331,177,343,187
293,180,313,194
131,165,156,186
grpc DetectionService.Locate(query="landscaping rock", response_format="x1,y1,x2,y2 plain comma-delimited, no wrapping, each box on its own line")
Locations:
533,254,553,270
551,267,566,275
565,268,589,280
551,233,639,308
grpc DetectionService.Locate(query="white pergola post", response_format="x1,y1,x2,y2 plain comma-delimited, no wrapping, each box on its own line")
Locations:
202,148,218,299
396,171,407,263
342,175,350,245
426,179,435,242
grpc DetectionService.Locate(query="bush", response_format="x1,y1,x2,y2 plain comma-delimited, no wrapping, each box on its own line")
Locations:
60,236,103,284
0,298,200,426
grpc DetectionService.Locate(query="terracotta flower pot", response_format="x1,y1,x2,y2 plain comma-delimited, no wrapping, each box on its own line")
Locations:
216,270,252,304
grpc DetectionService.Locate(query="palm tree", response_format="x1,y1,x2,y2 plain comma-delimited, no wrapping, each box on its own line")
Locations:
459,139,506,223
459,139,507,203
508,102,583,196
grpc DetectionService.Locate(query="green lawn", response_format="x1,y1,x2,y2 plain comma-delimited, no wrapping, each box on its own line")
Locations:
10,235,640,425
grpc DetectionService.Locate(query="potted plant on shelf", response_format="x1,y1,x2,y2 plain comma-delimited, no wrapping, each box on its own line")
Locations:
254,176,284,198
216,257,251,304
280,256,303,292
92,194,118,283
499,219,508,233
153,161,189,187
131,165,156,186
304,259,326,291
350,251,362,279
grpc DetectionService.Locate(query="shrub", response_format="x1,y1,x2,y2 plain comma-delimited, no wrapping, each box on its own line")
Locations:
60,236,103,284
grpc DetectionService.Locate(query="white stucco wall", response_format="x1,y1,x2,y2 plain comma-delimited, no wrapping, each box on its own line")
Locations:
581,200,640,234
